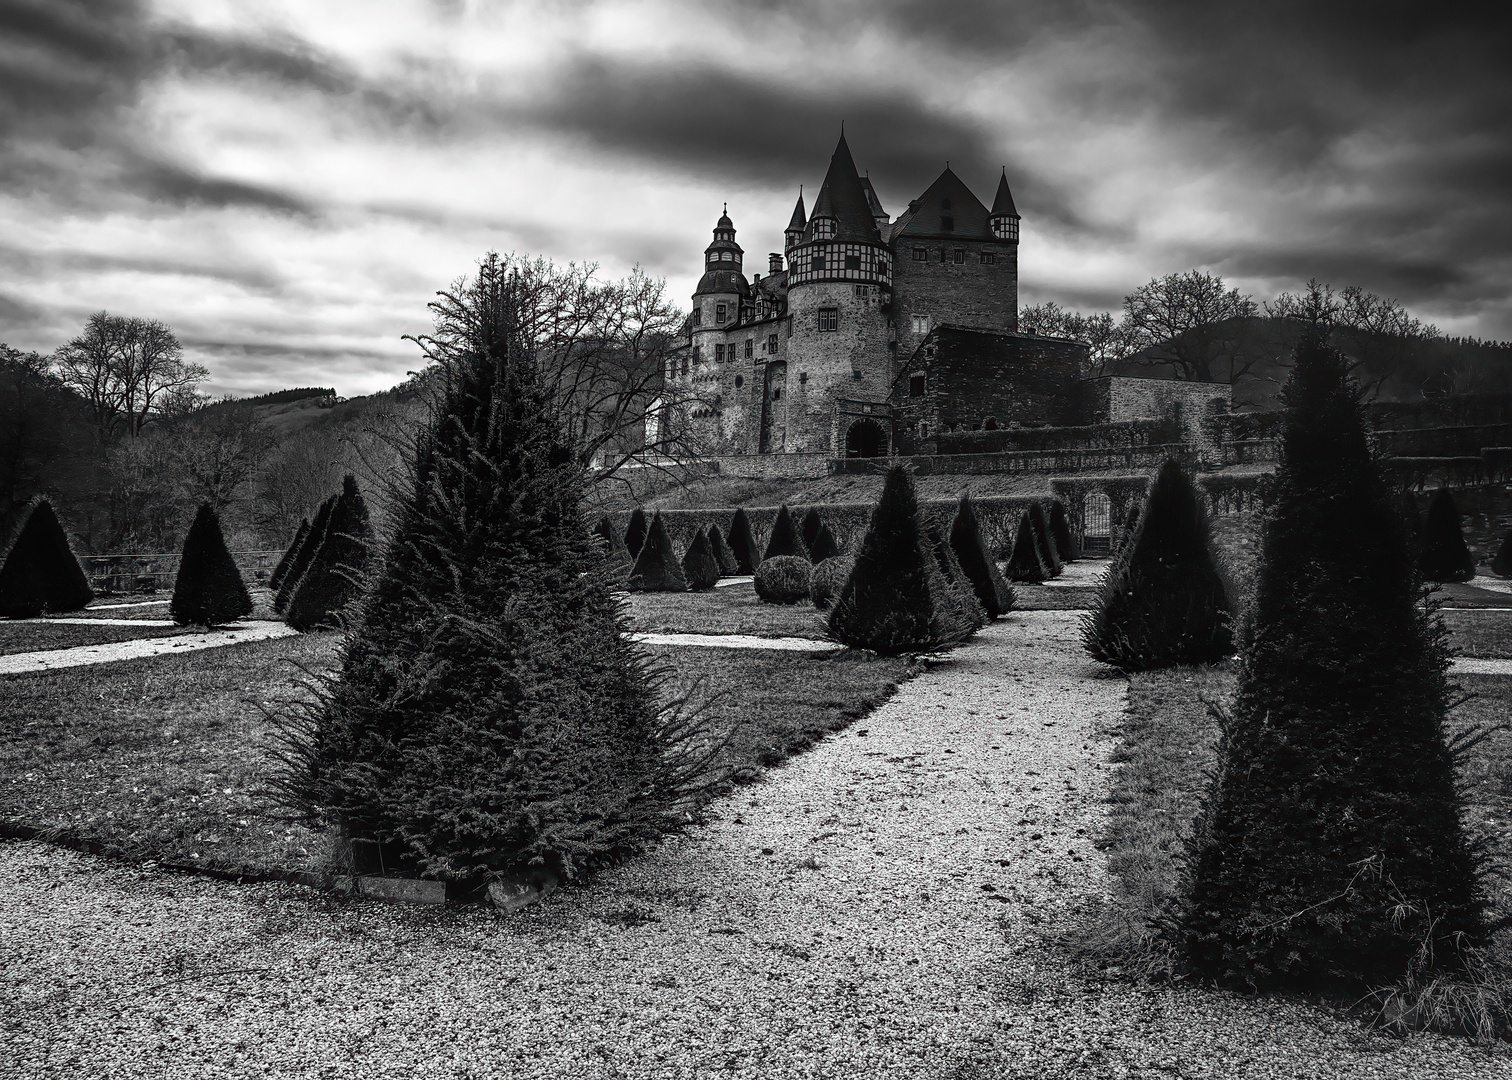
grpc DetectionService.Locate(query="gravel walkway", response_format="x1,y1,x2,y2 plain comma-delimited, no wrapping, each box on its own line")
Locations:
1,612,1506,1078
0,621,298,675
630,631,838,650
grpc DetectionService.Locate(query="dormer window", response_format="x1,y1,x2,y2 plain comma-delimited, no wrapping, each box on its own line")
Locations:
812,218,836,240
992,217,1019,242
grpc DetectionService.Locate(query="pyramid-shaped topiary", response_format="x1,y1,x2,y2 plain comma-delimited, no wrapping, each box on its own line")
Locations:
681,528,720,591
1493,529,1512,578
949,493,1014,619
1082,460,1231,672
285,475,374,632
593,514,634,578
1417,488,1476,583
729,508,760,573
707,523,739,577
1029,504,1063,577
275,494,335,614
170,503,253,627
1177,328,1485,991
809,523,841,563
268,518,310,594
624,506,649,560
1049,500,1077,563
1004,511,1049,583
764,504,809,561
0,499,94,618
928,526,986,631
628,511,687,592
272,255,704,884
826,466,978,655
800,507,823,553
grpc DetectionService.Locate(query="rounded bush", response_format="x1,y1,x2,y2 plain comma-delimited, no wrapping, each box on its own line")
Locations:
755,555,811,604
809,555,855,609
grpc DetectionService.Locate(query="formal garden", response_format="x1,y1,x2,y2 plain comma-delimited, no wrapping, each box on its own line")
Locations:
4,267,1512,1076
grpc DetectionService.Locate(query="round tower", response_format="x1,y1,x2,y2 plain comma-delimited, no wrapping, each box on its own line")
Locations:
688,207,749,449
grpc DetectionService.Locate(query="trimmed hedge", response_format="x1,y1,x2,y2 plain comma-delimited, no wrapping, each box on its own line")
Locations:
950,494,1014,619
681,528,721,591
624,506,649,559
275,495,335,614
1005,512,1049,583
1177,328,1485,990
707,523,739,576
1081,459,1232,672
729,508,760,574
628,511,687,592
171,503,253,627
754,555,811,604
0,499,94,618
1417,488,1475,583
1494,529,1512,578
764,504,809,561
593,514,634,577
285,475,373,632
800,507,823,552
1029,503,1062,577
929,526,986,631
809,523,841,563
826,465,979,655
268,518,310,594
809,555,854,610
1049,500,1076,562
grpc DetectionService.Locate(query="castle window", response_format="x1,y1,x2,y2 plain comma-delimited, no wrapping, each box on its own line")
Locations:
817,307,838,332
941,216,955,231
799,372,808,384
812,218,836,239
984,416,998,430
744,338,753,358
715,343,725,362
979,251,997,265
716,303,727,324
768,333,779,353
734,375,744,388
910,314,930,335
845,254,861,270
937,249,947,263
812,253,827,272
692,308,701,326
912,247,928,261
909,374,926,397
953,249,966,264
682,355,691,375
772,387,782,400
786,315,793,336
920,422,929,437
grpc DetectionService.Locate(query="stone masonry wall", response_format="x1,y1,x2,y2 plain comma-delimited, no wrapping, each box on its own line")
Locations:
785,280,893,454
1093,376,1230,458
890,237,1017,360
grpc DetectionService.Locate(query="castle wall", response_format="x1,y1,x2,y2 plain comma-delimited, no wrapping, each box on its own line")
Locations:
1092,376,1230,457
890,238,1017,359
784,280,893,453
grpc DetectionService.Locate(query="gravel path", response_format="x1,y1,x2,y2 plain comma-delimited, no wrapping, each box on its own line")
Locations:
0,621,298,675
1,612,1506,1078
630,631,838,650
14,617,179,627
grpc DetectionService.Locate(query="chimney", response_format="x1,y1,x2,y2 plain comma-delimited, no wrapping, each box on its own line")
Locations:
769,252,783,273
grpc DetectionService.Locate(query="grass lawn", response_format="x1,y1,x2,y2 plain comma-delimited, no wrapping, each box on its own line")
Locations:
1090,662,1512,980
0,628,912,879
625,585,827,637
0,621,193,656
1442,608,1512,659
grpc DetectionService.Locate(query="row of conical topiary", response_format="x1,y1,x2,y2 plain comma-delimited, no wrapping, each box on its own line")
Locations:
268,475,374,631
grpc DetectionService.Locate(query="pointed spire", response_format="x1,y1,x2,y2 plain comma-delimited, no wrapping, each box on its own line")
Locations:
806,132,880,243
991,169,1019,218
787,189,806,231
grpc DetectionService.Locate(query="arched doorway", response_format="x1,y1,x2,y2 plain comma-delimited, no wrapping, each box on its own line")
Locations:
846,418,886,458
1082,492,1111,556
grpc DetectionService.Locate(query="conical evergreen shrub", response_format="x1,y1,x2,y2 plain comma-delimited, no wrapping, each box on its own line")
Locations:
170,503,252,627
1049,500,1077,562
949,494,1014,619
593,514,634,578
0,499,93,618
800,507,823,552
754,555,811,604
1081,459,1232,671
285,475,373,632
275,494,334,614
268,518,310,594
628,511,687,592
764,504,809,561
729,508,760,574
681,528,720,591
1118,504,1141,558
1177,328,1485,991
826,466,978,655
929,526,986,631
1493,530,1512,578
1005,511,1049,583
809,523,841,563
273,256,704,884
624,506,649,559
707,523,739,576
1029,504,1063,577
1418,488,1476,583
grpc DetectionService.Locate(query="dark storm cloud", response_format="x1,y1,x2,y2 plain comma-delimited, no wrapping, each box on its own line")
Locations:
0,241,287,294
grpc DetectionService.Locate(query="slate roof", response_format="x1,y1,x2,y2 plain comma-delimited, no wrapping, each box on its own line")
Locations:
891,167,995,242
805,134,882,244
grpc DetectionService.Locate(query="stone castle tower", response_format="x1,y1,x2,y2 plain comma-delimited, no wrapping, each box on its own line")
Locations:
668,133,1022,458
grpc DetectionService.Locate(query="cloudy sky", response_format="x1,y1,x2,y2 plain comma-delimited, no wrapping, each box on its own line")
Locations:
2,0,1509,397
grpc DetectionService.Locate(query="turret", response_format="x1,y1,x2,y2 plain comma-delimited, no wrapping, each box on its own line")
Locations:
704,205,743,272
784,190,806,252
989,169,1020,243
693,206,749,332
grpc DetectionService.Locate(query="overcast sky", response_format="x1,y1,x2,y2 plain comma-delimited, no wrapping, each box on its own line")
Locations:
3,0,1508,397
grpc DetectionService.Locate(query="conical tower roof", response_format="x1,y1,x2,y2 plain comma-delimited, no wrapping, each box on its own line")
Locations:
805,133,881,243
991,170,1019,218
786,190,806,231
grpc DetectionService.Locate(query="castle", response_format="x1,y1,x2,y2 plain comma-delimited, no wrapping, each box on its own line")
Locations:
662,133,1092,460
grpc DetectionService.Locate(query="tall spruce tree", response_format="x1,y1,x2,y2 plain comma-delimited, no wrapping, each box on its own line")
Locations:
170,503,253,627
949,493,1014,619
1082,459,1232,671
268,518,310,594
827,466,977,655
285,475,373,632
1049,500,1077,563
764,504,809,561
1178,328,1485,990
0,499,93,618
275,494,335,614
274,255,699,884
1417,488,1476,583
729,508,760,574
624,507,649,559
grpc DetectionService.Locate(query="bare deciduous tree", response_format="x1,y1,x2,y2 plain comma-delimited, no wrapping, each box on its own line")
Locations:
1018,302,1130,376
1123,271,1260,383
1268,279,1440,398
54,311,209,439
